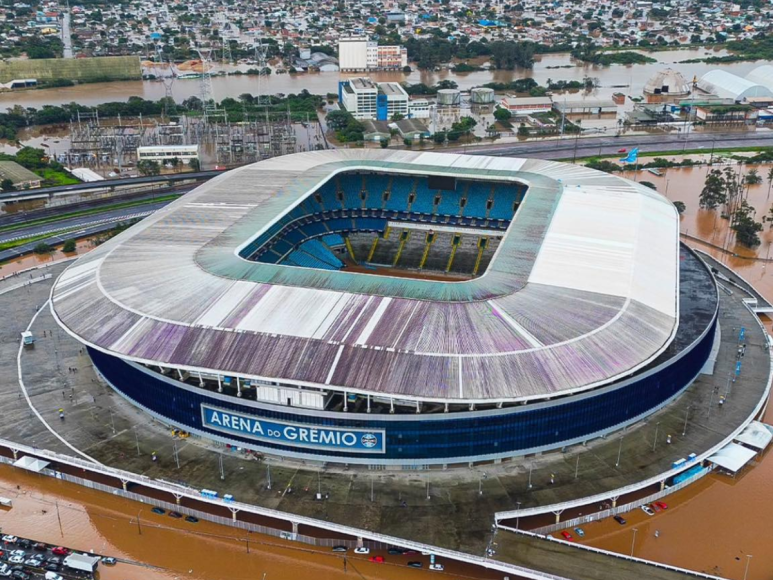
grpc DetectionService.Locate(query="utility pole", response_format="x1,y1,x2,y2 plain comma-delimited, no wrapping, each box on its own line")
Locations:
616,431,625,467
652,422,661,452
630,528,638,557
266,464,272,490
574,454,580,479
55,500,64,538
219,453,225,480
134,425,141,456
137,511,143,535
682,405,691,437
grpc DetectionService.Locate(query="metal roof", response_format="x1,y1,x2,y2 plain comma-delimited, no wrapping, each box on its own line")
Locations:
50,150,679,403
698,69,773,101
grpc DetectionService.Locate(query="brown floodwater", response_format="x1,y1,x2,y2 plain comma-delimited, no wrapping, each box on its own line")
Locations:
0,464,502,580
573,162,773,580
0,49,760,109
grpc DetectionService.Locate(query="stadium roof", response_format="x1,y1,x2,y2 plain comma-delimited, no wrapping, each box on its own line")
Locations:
698,69,773,101
745,65,773,93
51,150,679,403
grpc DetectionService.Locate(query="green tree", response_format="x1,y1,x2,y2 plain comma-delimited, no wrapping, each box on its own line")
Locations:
731,200,763,247
137,160,161,176
33,242,53,254
15,147,47,170
699,169,727,209
517,123,530,138
188,158,201,171
379,138,389,149
403,137,413,148
493,108,512,123
0,179,14,192
673,201,686,214
391,113,405,122
433,131,447,144
745,168,762,185
326,110,355,131
62,239,77,253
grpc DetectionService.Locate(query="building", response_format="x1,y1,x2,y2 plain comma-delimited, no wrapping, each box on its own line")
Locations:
361,119,391,141
136,145,199,163
499,96,553,115
643,68,692,100
694,104,758,123
394,118,430,140
698,70,773,102
0,161,41,189
552,98,618,115
408,99,432,119
338,77,408,120
51,150,717,467
338,36,407,71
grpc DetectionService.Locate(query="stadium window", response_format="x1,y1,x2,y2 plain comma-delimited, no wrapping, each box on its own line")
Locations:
460,198,467,208
486,200,493,210
383,191,390,202
336,191,343,201
433,195,441,206
360,191,367,200
452,235,461,245
408,193,415,204
314,194,322,204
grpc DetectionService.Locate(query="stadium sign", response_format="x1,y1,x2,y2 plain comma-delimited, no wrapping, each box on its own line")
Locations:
201,404,386,453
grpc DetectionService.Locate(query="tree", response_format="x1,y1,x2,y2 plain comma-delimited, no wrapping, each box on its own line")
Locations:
673,201,686,214
137,160,161,176
62,239,77,253
33,242,53,254
731,199,763,247
380,138,389,149
326,110,354,131
403,137,413,148
390,113,405,122
699,169,727,209
493,108,512,123
188,158,201,171
517,123,530,138
433,131,447,144
745,168,762,185
0,179,14,192
15,147,47,170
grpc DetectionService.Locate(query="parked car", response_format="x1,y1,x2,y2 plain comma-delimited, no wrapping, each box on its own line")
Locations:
45,557,60,566
0,538,16,545
9,571,28,580
43,565,59,573
618,148,627,153
368,556,385,563
44,573,63,580
32,544,46,553
613,515,627,525
22,558,41,568
650,503,662,512
429,563,445,571
168,511,182,519
407,561,422,568
0,564,10,578
653,501,668,510
573,527,585,537
150,507,165,515
403,550,418,555
387,548,404,555
641,505,655,516
7,557,23,566
9,552,24,559
560,531,573,541
354,547,369,555
14,543,29,551
331,546,347,553
185,516,199,524
50,548,69,557
101,557,117,566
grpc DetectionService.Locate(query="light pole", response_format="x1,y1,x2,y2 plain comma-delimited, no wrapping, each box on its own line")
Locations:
266,463,271,490
516,501,522,530
527,464,533,489
133,425,140,456
616,431,625,467
652,422,661,452
743,555,752,580
574,453,580,480
682,405,691,437
630,528,638,557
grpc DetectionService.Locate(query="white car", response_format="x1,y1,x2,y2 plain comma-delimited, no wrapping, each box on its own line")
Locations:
641,505,655,516
1,536,17,544
8,556,23,565
0,564,10,577
45,573,64,580
353,546,370,554
429,563,445,571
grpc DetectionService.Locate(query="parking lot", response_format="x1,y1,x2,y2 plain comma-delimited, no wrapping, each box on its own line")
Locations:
0,535,109,580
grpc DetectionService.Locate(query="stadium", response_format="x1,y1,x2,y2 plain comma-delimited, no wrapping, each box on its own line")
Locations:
50,150,718,466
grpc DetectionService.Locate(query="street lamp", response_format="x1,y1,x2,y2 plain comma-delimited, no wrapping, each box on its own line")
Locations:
652,422,661,452
743,555,752,580
630,528,638,557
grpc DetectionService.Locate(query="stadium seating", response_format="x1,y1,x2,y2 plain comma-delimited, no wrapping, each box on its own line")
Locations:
386,176,413,211
436,188,463,216
464,182,492,219
297,239,344,268
489,184,521,220
322,234,345,246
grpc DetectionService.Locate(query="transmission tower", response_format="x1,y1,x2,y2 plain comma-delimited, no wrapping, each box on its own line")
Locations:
156,44,176,120
194,46,224,122
254,35,270,107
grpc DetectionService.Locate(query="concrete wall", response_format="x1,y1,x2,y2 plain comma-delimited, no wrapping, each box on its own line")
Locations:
0,55,141,83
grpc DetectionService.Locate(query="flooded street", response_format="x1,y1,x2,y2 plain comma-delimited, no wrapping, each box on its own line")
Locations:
576,162,773,580
0,464,499,580
0,49,763,109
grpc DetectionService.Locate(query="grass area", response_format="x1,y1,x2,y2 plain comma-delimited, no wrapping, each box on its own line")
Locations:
0,230,73,251
565,145,773,163
0,194,181,235
34,168,81,187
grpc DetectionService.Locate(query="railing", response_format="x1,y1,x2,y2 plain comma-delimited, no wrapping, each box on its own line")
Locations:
498,526,725,580
528,467,712,535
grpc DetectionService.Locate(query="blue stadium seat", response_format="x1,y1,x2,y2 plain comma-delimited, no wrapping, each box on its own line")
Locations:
299,239,344,268
489,184,520,220
366,175,391,209
463,182,491,219
386,176,413,211
436,188,462,216
322,234,345,246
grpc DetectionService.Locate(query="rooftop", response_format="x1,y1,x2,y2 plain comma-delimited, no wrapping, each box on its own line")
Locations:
0,161,40,185
51,150,679,403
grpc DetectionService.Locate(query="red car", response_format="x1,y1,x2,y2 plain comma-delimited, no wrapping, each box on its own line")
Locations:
653,501,668,510
52,547,70,556
369,556,385,563
560,531,574,541
618,148,627,153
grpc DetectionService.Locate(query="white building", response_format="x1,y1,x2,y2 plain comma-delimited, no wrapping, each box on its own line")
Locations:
338,36,407,71
339,78,408,120
137,145,200,163
408,99,432,119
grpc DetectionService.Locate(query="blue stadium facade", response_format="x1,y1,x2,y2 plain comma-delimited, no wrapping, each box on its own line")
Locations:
88,244,717,466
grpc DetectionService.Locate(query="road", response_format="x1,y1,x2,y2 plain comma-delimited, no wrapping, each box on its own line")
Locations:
61,10,73,59
446,130,773,159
